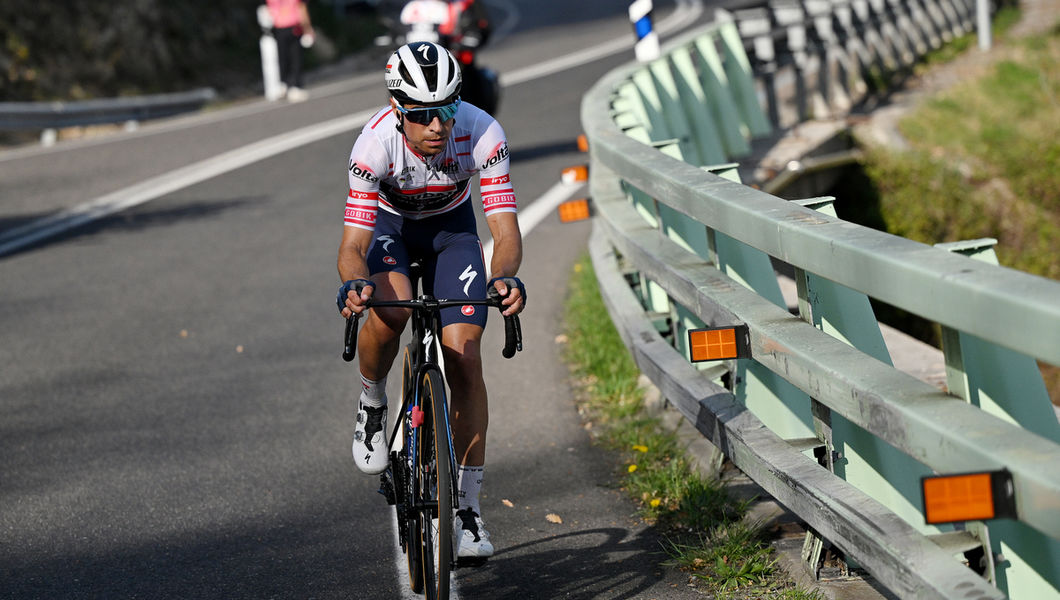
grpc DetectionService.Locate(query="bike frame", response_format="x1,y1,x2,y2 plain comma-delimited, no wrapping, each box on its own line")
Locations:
386,296,459,520
341,265,522,596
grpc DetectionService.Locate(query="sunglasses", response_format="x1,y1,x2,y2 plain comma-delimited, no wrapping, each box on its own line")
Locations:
395,99,461,125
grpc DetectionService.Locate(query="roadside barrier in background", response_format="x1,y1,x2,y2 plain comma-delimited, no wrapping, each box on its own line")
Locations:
732,0,977,128
582,3,1060,598
0,88,216,146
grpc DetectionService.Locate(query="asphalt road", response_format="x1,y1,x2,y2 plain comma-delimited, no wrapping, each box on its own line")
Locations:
0,1,720,598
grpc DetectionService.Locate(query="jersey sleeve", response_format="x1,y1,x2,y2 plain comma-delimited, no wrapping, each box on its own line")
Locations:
474,120,517,217
344,131,387,231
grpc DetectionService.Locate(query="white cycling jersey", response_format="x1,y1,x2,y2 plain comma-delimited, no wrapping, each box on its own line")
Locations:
344,101,516,230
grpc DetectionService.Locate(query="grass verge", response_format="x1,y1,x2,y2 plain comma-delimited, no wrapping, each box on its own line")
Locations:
561,255,824,599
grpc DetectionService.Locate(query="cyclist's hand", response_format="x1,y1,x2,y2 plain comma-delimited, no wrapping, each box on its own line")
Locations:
487,276,525,317
337,279,376,318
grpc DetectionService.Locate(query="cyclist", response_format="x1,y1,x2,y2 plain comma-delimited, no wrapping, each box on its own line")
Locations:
337,41,525,562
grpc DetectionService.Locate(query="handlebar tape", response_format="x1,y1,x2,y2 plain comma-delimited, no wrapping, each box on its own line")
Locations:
502,314,522,359
342,314,360,362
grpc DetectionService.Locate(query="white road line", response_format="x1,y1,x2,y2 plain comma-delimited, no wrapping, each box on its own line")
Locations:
0,110,374,256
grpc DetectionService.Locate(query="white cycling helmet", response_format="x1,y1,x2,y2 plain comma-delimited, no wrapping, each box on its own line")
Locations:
385,41,462,105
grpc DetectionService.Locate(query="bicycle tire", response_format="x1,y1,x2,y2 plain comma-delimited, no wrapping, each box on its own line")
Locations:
401,344,415,410
399,344,424,592
418,367,452,600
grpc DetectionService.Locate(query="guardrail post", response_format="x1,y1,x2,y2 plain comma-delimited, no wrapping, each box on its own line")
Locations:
852,0,900,72
793,197,942,563
936,237,1060,600
667,46,729,165
715,10,772,138
935,0,969,38
691,33,754,156
873,0,916,66
646,60,701,164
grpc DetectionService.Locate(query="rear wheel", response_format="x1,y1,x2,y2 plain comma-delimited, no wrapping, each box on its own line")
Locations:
418,368,452,600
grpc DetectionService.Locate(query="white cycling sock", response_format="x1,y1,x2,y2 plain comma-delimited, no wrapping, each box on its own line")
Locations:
359,374,387,408
457,465,484,515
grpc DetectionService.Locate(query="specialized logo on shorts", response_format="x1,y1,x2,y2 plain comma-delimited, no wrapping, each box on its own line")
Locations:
378,235,395,252
459,264,477,297
383,256,397,265
461,305,475,317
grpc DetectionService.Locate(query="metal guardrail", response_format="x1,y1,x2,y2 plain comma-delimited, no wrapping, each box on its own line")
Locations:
0,88,217,131
581,2,1060,599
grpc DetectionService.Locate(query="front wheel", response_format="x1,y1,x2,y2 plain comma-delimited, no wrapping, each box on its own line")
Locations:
418,368,453,599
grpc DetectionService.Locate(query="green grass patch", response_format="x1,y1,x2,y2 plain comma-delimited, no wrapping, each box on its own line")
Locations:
562,256,824,599
876,22,1060,280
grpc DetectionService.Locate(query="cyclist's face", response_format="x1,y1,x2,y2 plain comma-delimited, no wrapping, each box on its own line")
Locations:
394,100,454,156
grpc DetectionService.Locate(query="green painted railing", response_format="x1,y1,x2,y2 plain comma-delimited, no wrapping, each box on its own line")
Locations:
581,6,1060,599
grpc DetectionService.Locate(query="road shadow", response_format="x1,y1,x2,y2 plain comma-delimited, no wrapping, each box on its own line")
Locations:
0,510,379,600
455,527,680,599
0,197,254,260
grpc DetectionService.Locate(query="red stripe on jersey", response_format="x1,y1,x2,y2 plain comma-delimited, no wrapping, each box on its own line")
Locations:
344,206,377,228
454,135,471,142
371,108,393,129
481,175,511,186
483,193,515,215
348,189,379,201
392,183,457,196
483,193,517,209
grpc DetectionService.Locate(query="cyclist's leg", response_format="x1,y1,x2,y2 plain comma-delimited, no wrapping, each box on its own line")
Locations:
441,322,495,561
358,212,416,382
440,323,487,467
357,270,413,381
428,203,495,561
353,213,417,474
423,203,490,467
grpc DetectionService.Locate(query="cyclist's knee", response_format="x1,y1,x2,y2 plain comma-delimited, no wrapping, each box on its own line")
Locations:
369,305,412,333
443,342,483,381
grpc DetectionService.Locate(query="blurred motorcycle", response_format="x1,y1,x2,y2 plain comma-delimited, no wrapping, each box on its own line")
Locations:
375,0,501,116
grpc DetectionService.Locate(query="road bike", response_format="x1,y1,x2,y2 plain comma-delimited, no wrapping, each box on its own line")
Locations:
342,263,522,600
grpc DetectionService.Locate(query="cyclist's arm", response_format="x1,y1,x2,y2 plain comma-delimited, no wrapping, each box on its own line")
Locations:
474,121,524,316
337,226,375,317
486,211,524,316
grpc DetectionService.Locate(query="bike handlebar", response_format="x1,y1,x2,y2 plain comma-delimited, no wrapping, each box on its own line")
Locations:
342,296,523,362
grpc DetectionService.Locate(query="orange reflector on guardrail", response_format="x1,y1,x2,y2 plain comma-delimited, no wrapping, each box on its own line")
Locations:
688,324,750,362
577,134,589,153
922,470,1016,525
561,165,588,184
558,198,592,223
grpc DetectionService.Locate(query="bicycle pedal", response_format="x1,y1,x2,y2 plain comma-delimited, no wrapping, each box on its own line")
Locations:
378,471,396,505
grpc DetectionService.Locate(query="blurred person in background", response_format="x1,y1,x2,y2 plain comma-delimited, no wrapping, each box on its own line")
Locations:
266,0,315,101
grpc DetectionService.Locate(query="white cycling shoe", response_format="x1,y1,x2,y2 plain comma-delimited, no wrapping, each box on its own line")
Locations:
454,509,494,562
353,403,389,474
